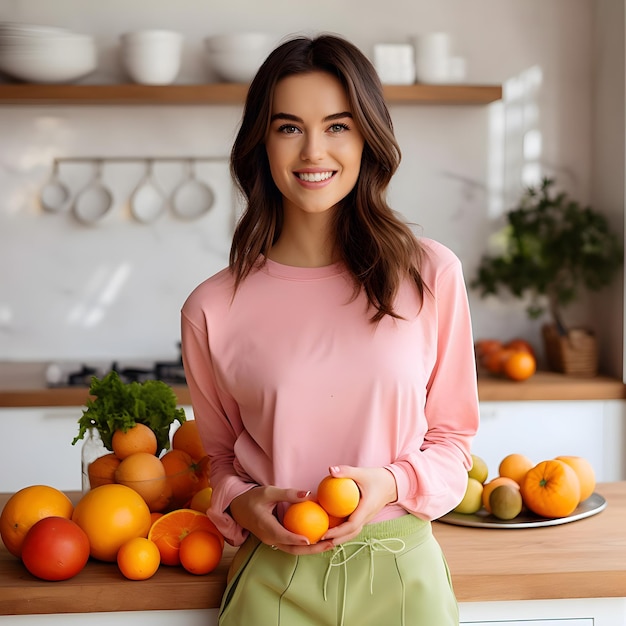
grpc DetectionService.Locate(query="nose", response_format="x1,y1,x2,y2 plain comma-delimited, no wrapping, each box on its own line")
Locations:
300,132,325,162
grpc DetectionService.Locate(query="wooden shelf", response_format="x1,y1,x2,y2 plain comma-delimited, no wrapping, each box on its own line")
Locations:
0,82,502,106
477,371,625,402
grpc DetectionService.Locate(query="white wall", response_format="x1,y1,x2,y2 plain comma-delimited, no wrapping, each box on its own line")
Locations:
2,0,620,373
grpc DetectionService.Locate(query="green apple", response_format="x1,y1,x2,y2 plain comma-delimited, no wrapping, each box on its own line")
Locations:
468,454,489,484
453,477,483,514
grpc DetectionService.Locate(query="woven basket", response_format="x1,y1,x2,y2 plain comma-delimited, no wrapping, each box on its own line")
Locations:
542,324,598,377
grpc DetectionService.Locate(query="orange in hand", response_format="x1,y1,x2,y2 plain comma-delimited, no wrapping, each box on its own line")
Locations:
283,501,329,544
316,476,360,518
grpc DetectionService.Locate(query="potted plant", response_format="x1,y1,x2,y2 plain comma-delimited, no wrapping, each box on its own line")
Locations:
470,177,623,376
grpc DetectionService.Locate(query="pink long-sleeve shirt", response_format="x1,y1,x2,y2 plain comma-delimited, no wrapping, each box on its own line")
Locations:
181,237,479,546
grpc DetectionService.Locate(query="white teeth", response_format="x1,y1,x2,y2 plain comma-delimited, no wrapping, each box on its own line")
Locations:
297,171,334,182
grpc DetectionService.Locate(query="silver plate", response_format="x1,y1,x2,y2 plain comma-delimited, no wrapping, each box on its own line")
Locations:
437,492,607,529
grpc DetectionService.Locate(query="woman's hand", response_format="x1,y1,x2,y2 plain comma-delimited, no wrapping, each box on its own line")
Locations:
320,465,398,545
228,485,335,555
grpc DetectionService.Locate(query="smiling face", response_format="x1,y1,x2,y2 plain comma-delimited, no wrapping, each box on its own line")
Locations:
265,71,365,219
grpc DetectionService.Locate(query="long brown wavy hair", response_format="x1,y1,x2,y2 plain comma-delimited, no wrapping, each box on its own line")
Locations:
229,33,426,321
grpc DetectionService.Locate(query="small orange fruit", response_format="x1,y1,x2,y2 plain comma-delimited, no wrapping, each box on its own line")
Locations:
150,511,164,525
172,420,207,462
117,537,161,580
482,347,516,375
316,476,360,518
474,339,503,360
555,456,596,502
179,530,223,575
498,453,534,486
148,508,224,566
112,423,158,459
521,459,581,518
114,452,167,507
87,453,121,489
481,476,520,513
503,351,536,381
0,485,74,558
504,338,535,358
189,487,213,513
283,501,329,544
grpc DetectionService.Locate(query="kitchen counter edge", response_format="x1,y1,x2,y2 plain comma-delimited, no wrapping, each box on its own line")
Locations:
0,372,624,407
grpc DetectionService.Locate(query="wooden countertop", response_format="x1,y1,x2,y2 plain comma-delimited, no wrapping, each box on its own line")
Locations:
1,483,625,615
1,373,624,408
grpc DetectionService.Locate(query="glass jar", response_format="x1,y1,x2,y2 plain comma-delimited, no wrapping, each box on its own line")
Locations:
81,427,108,492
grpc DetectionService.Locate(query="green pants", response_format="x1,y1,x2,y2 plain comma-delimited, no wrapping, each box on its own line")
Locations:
218,515,459,626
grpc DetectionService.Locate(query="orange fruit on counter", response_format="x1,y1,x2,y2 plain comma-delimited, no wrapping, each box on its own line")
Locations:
316,476,360,518
521,459,581,518
148,508,224,566
87,453,121,489
117,537,161,580
555,455,596,502
482,347,516,375
160,449,201,508
72,483,152,562
172,420,207,463
179,530,223,575
481,476,519,513
283,500,329,544
112,423,158,459
0,485,74,558
502,351,536,381
194,455,212,490
114,452,167,507
504,338,535,358
498,453,534,486
474,339,503,360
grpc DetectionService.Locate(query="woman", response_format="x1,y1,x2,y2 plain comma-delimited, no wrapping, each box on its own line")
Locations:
181,33,479,626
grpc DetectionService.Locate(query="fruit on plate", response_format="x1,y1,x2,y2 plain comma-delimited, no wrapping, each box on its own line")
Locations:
453,477,483,514
468,454,489,484
520,459,581,518
489,484,523,520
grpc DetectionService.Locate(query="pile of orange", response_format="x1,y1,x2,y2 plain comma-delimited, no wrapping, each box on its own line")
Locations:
477,453,596,519
282,476,361,544
87,420,211,512
475,337,537,381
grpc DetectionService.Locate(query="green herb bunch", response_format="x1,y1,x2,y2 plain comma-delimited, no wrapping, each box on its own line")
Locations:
72,371,186,455
471,178,623,332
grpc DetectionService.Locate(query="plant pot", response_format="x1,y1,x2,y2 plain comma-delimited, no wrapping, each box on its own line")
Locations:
542,324,598,377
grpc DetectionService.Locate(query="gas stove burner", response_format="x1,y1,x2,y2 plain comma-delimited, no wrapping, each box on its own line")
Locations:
46,359,187,388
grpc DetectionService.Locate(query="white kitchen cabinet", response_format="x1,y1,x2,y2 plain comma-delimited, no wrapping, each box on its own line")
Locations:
474,400,626,482
459,597,626,624
0,407,84,492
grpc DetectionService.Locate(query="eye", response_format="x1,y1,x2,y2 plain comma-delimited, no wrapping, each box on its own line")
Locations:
329,122,350,133
277,124,301,135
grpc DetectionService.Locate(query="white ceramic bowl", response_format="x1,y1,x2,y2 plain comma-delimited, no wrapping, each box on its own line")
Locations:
0,31,96,83
204,33,275,83
120,30,183,85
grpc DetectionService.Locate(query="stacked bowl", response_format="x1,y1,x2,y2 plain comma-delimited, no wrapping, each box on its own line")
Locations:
0,22,96,83
120,30,183,85
204,32,276,83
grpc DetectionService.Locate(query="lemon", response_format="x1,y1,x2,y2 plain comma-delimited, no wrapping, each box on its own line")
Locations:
468,454,489,484
453,477,483,514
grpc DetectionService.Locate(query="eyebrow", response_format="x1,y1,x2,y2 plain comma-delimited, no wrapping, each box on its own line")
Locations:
270,111,353,123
